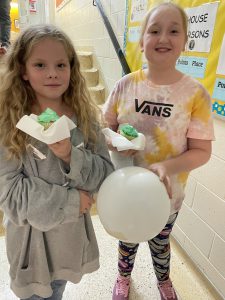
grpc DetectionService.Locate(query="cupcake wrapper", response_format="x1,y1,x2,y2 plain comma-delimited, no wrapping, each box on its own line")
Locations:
16,114,76,144
102,128,146,151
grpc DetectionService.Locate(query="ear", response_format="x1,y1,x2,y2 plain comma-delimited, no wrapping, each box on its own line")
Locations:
21,66,29,80
22,74,28,80
140,39,144,53
22,70,29,81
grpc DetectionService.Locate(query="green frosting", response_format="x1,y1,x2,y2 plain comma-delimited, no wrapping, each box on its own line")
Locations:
120,124,138,138
37,108,59,123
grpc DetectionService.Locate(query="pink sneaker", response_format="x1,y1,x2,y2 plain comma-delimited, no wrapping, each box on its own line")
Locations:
157,278,178,300
112,274,130,300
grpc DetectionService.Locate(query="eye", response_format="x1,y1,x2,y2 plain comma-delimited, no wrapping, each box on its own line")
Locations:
57,63,66,68
148,28,159,35
171,29,179,34
151,30,159,34
35,63,45,68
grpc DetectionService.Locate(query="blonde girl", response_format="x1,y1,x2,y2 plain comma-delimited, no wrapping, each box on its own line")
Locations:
103,3,214,300
0,24,113,300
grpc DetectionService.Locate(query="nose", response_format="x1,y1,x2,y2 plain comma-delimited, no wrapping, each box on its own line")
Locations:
159,32,168,43
47,67,58,79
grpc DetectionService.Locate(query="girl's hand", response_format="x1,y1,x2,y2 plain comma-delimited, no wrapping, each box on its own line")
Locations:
79,190,94,214
106,135,138,156
105,136,117,152
149,163,172,199
48,138,72,163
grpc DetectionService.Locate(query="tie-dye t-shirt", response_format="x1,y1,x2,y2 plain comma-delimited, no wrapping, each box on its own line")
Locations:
103,70,215,213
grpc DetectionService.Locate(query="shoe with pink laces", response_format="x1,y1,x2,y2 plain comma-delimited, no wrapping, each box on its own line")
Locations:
157,278,178,300
112,274,131,300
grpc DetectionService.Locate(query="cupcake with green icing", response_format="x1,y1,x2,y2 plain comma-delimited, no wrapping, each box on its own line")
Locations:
119,124,138,140
37,108,59,130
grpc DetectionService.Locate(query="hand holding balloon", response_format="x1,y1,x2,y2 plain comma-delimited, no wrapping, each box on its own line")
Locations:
150,162,172,199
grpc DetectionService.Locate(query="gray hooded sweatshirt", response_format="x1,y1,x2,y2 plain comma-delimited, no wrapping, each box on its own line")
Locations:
0,122,114,299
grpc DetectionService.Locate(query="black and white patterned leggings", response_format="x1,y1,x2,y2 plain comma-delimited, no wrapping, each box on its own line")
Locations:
117,212,178,281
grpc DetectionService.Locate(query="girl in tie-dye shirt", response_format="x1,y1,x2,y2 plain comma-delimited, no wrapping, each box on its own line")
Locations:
103,3,214,300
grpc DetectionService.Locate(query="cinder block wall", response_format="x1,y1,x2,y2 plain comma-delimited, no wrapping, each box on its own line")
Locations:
173,118,225,298
54,1,225,298
55,0,125,93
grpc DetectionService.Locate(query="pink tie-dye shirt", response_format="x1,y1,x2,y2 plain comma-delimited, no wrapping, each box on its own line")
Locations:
103,70,215,213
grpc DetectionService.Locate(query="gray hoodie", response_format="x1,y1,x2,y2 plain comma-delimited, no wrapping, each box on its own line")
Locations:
0,122,114,299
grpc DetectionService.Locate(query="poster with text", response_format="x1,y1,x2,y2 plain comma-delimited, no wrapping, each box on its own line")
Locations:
185,2,218,53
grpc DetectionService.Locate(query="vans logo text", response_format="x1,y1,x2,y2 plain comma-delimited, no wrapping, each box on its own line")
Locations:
135,99,173,117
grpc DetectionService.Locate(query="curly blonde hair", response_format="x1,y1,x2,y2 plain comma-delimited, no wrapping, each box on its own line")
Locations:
0,24,101,160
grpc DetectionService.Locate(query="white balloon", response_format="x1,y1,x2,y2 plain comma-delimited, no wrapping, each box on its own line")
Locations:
97,166,171,243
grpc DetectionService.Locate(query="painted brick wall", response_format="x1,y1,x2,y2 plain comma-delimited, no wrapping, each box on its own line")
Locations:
55,1,225,298
55,0,125,94
173,118,225,298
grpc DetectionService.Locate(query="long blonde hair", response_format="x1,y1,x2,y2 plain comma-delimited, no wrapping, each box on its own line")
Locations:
0,24,101,160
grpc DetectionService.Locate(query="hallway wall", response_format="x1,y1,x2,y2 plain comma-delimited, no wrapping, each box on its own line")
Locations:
55,0,125,95
54,0,225,298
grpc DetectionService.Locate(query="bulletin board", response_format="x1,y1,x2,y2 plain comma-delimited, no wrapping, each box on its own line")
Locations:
124,0,225,119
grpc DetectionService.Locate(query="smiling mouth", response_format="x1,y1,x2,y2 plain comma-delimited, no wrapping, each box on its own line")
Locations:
155,48,171,52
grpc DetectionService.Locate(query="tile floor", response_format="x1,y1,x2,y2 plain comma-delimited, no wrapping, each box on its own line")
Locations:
0,215,222,300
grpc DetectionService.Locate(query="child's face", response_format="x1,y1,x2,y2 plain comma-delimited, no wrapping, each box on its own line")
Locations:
23,38,71,104
140,6,186,69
